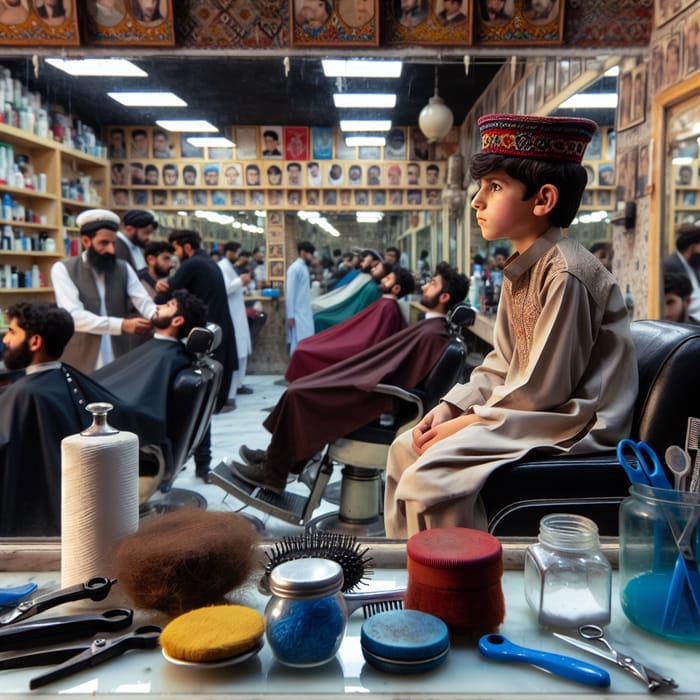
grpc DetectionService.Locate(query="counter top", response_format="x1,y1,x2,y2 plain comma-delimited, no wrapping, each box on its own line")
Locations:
0,562,696,699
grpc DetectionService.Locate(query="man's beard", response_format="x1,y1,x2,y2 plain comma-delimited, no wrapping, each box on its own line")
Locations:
2,339,32,370
689,252,700,268
87,246,117,273
151,313,172,330
154,263,170,278
420,290,442,309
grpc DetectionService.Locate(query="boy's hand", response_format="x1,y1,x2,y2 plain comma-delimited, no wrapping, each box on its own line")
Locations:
414,414,482,455
412,402,461,453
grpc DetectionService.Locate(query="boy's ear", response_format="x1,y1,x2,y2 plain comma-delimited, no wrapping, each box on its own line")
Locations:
533,184,559,216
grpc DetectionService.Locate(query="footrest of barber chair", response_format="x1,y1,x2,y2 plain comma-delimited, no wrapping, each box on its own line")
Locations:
139,487,208,521
211,459,332,527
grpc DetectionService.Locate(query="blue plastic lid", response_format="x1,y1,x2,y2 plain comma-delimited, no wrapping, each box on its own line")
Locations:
261,288,280,298
361,609,449,662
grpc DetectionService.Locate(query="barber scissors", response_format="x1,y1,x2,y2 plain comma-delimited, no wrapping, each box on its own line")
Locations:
0,577,116,626
616,439,672,490
0,625,162,690
553,624,677,692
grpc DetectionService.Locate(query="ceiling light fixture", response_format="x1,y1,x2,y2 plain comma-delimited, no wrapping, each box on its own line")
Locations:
339,119,391,132
356,211,384,223
345,136,386,147
107,92,186,107
418,66,454,143
322,59,402,78
333,93,397,108
46,58,147,77
187,136,236,148
156,119,218,132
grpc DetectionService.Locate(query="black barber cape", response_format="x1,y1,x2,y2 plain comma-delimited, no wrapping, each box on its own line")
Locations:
0,364,160,537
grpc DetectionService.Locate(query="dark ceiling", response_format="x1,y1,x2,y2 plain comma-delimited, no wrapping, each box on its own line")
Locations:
1,55,505,132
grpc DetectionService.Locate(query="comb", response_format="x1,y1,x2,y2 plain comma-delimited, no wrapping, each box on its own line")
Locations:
343,589,405,619
686,417,700,492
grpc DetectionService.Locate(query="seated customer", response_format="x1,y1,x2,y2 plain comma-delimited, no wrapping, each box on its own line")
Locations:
231,263,469,494
286,266,414,382
663,271,700,325
0,303,155,536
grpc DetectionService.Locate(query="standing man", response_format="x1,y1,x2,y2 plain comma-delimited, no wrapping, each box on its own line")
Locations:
286,241,315,354
51,209,156,373
139,241,175,298
218,241,253,397
115,209,158,272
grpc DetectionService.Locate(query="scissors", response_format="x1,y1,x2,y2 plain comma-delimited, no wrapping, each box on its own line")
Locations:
617,439,672,490
0,577,116,626
0,624,162,690
553,624,677,692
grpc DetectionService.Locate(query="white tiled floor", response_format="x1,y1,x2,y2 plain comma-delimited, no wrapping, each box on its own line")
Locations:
145,374,343,538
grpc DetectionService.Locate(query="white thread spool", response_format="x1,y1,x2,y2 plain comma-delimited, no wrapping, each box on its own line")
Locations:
61,403,139,590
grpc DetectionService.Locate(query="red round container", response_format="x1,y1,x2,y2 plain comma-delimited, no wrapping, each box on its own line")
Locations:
405,527,505,637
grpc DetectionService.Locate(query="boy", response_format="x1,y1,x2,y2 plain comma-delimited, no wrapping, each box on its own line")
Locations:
384,114,638,537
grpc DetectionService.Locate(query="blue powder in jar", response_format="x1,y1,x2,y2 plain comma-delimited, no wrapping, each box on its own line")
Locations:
266,595,345,666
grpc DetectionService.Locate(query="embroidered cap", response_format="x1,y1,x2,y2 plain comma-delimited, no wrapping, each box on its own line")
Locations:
477,114,598,164
123,209,158,230
76,208,120,235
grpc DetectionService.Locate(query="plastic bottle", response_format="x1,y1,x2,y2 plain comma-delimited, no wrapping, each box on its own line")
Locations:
2,193,12,221
31,264,39,288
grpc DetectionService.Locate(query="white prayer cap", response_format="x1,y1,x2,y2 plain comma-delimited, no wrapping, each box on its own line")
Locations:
76,208,121,235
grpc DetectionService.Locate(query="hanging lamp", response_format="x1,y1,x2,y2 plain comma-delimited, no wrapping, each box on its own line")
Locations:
418,66,454,143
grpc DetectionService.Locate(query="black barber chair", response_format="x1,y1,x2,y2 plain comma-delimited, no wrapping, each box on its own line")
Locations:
139,324,223,511
212,303,476,534
481,320,700,536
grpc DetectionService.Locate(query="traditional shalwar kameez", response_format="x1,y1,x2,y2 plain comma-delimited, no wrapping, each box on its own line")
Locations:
285,256,314,354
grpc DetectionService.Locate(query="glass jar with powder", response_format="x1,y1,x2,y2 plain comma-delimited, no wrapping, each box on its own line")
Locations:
524,514,612,628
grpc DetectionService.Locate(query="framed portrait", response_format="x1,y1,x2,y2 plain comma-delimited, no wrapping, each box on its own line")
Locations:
151,189,166,206
192,190,207,206
269,260,284,279
385,127,406,159
0,0,80,45
335,132,356,160
284,127,309,160
291,0,379,47
82,0,174,45
323,190,338,206
312,127,333,159
386,0,472,46
636,142,650,198
230,191,246,206
359,146,381,160
267,190,284,207
261,127,283,158
234,127,257,160
268,228,284,244
268,212,283,225
112,188,129,207
245,163,262,187
655,0,694,28
222,163,242,187
180,134,204,159
475,0,564,45
285,162,304,187
661,32,682,90
586,130,602,161
371,190,386,205
684,9,700,77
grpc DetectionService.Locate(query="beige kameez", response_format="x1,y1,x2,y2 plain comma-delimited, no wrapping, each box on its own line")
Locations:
384,228,639,538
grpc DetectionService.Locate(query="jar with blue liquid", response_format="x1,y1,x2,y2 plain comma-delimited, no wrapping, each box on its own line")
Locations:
265,558,348,667
619,483,700,643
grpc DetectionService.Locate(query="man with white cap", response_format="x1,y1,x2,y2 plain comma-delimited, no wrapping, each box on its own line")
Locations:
50,208,156,373
115,209,159,272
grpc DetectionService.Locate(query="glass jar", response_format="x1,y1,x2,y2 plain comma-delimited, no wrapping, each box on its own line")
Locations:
265,557,348,667
619,483,700,643
524,513,611,628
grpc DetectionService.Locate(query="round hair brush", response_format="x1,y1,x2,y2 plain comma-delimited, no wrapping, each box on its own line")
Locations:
260,532,373,594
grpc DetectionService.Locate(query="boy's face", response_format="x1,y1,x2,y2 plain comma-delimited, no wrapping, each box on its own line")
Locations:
471,169,550,251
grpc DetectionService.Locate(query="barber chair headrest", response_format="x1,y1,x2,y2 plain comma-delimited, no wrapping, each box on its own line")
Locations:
446,302,476,331
185,326,217,355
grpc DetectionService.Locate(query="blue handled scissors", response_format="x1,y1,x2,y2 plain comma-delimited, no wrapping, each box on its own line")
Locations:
616,439,672,489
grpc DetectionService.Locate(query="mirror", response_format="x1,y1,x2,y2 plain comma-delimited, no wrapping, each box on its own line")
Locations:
0,51,622,543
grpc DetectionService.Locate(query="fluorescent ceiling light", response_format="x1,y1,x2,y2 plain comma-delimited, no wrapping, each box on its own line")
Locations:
107,92,186,107
156,119,218,132
345,136,386,147
559,93,618,109
187,136,236,148
339,119,391,132
46,58,147,77
333,93,397,108
356,211,384,222
322,59,402,78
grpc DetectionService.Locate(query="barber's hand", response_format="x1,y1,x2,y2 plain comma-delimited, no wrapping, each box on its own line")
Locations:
122,317,153,335
287,318,295,329
411,402,461,453
241,272,252,286
413,414,482,456
155,279,170,294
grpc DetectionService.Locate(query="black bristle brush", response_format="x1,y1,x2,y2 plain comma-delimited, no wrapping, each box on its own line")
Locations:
260,532,373,594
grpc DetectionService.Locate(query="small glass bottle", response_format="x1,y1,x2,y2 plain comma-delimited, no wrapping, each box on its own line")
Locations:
265,557,347,668
524,513,611,628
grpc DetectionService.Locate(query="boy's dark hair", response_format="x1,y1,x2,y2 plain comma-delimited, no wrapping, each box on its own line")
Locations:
168,229,201,250
436,262,470,310
664,271,693,299
493,245,510,258
223,241,241,254
144,241,174,259
393,266,416,297
171,289,207,339
385,245,400,258
469,153,588,228
7,302,74,359
298,240,315,254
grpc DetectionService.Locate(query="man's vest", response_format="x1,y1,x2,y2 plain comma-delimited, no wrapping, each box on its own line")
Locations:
59,255,132,373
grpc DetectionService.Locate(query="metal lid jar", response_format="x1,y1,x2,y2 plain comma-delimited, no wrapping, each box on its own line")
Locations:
524,514,611,628
265,558,347,667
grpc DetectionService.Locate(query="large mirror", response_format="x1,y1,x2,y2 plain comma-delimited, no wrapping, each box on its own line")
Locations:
0,52,622,543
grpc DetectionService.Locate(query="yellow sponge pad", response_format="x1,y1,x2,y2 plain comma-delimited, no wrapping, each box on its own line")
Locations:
160,605,264,662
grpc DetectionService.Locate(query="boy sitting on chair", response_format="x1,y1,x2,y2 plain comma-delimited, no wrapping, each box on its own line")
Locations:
385,114,639,538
